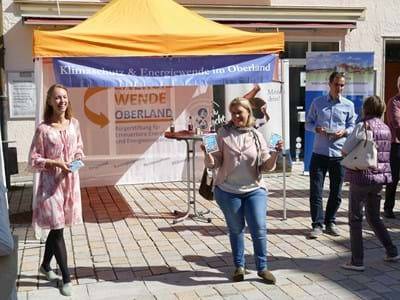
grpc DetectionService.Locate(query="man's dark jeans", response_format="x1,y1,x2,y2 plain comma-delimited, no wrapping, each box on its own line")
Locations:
309,153,344,229
385,143,400,212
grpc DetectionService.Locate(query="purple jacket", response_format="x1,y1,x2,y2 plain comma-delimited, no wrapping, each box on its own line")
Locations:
386,94,400,143
343,117,392,185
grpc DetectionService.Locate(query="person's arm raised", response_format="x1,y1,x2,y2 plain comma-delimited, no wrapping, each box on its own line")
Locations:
243,84,261,100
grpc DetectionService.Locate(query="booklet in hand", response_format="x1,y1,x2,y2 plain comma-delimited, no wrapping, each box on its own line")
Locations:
269,133,282,148
70,160,84,172
202,133,219,154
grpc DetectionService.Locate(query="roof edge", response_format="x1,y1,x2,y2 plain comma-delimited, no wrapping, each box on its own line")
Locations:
14,1,366,24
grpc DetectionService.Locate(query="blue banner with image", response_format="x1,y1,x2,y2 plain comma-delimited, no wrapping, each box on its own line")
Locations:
304,52,375,172
53,54,276,87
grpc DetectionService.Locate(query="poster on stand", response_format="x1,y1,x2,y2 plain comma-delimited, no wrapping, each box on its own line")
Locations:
225,79,291,173
304,52,375,173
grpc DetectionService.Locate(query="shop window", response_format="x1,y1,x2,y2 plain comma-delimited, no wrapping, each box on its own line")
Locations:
283,42,308,58
386,42,400,62
311,42,339,52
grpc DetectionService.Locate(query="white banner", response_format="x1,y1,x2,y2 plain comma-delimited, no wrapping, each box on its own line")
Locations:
43,59,212,186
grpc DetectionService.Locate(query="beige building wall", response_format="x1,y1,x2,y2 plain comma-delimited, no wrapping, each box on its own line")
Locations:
273,0,400,96
2,0,400,166
2,0,35,170
179,0,271,4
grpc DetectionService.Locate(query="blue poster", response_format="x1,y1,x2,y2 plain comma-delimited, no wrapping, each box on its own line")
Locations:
53,54,276,87
304,52,375,172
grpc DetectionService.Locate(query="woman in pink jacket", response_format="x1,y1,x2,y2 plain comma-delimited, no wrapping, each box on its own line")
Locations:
28,84,84,296
203,97,282,284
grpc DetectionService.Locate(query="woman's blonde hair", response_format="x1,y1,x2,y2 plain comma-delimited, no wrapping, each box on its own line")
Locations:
43,83,73,123
363,95,385,118
229,97,255,127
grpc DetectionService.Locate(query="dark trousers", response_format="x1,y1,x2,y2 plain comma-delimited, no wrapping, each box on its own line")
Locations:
385,143,400,211
349,184,398,266
309,153,344,228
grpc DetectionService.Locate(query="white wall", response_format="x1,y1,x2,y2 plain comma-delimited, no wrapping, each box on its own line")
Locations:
273,0,400,96
179,0,271,4
3,0,35,165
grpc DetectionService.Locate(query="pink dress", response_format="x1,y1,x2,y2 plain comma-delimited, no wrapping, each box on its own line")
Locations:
28,118,84,230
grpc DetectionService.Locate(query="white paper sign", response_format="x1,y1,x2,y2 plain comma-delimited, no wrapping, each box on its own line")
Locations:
8,71,36,118
300,71,306,87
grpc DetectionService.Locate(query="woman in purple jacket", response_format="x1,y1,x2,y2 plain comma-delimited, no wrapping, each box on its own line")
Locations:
202,97,282,284
341,95,399,271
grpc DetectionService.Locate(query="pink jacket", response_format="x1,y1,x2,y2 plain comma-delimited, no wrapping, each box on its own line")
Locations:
205,125,271,189
387,94,400,144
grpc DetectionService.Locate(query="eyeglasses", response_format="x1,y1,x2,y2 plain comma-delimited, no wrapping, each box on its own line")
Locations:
334,83,345,87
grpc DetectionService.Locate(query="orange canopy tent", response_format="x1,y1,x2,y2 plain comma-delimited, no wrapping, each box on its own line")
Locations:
33,0,284,58
31,0,288,206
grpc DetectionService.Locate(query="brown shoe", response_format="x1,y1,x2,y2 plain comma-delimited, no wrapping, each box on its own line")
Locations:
232,267,245,282
257,269,276,284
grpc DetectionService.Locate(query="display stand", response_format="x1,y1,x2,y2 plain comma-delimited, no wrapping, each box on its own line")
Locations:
165,131,211,224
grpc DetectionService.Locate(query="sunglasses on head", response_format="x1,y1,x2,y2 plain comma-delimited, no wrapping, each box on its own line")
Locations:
334,83,345,87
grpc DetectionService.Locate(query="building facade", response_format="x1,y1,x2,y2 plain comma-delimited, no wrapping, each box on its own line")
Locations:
1,0,400,174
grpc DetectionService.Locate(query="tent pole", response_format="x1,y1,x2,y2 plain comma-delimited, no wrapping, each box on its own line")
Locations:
0,130,7,205
280,56,288,220
33,58,45,241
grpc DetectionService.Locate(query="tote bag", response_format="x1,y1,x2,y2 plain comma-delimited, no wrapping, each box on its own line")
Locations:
199,168,214,200
341,122,378,170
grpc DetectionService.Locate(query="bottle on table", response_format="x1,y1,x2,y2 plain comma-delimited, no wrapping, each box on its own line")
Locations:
188,115,193,131
170,121,175,133
209,118,216,132
195,126,202,135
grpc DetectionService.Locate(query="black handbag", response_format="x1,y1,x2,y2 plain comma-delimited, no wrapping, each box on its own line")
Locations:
199,168,214,200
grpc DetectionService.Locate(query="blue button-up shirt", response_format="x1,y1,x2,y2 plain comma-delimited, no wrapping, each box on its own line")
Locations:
305,94,356,157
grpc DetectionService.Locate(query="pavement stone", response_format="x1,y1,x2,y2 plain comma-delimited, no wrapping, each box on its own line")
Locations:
9,163,400,299
354,289,380,300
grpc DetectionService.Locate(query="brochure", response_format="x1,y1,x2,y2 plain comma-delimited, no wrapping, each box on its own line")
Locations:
70,160,84,172
202,133,219,154
269,133,282,148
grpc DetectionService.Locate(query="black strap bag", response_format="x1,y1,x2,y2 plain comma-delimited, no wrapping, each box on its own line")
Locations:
199,168,214,200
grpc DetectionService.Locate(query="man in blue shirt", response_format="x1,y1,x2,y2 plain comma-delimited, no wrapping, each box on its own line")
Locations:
305,71,356,239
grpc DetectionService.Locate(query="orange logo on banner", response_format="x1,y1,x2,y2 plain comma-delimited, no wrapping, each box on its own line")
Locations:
83,88,109,127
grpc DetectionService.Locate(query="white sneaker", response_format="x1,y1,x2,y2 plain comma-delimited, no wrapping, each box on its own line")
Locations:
341,262,365,271
308,227,323,239
39,266,59,281
60,282,72,297
384,255,400,262
325,223,340,236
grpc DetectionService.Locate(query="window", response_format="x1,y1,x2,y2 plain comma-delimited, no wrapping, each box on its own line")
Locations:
311,42,339,52
283,42,308,58
386,42,400,62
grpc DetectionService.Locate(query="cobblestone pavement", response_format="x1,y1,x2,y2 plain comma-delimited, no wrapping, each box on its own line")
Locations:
8,163,400,299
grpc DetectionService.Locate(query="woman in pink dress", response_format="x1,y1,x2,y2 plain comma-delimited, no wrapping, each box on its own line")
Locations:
28,83,84,297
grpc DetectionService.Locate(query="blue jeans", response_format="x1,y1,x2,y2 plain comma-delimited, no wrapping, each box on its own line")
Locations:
309,153,344,228
214,186,267,271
